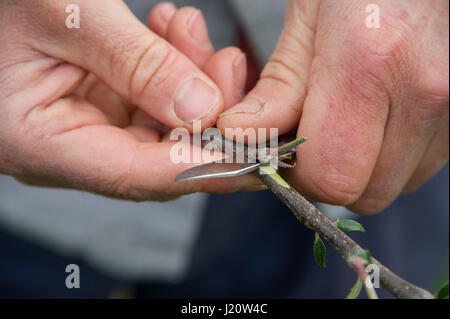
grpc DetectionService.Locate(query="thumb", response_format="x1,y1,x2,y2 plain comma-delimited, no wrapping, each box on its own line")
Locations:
217,0,319,136
35,0,223,130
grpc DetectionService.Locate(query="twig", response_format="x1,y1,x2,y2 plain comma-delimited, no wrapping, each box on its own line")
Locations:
256,172,434,299
209,133,435,299
348,256,378,299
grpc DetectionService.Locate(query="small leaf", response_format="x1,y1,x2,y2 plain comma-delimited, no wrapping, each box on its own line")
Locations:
279,153,293,160
358,249,372,264
346,277,363,299
335,219,365,232
313,233,326,268
436,281,449,299
277,137,307,155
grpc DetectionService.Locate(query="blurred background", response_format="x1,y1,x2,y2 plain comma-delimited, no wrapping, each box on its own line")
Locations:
0,0,448,299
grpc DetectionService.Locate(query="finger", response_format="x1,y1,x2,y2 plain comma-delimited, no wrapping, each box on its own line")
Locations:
124,125,161,142
156,5,245,109
345,5,449,214
49,128,260,200
217,0,319,137
148,2,177,37
285,2,396,207
16,95,260,200
347,106,444,214
166,6,215,68
240,185,268,192
35,0,224,130
287,57,389,207
130,108,171,135
403,116,449,193
311,2,449,214
204,47,247,109
75,73,134,127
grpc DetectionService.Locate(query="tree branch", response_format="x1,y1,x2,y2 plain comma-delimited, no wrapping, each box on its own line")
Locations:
208,133,435,299
348,256,378,299
256,171,434,299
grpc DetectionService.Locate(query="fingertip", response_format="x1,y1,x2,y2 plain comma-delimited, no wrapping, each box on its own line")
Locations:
186,9,213,51
346,197,391,216
148,2,177,37
204,47,247,109
293,157,366,206
216,78,304,140
166,6,214,67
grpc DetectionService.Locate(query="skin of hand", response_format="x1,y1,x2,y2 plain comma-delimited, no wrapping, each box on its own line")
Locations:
217,0,449,214
0,0,262,201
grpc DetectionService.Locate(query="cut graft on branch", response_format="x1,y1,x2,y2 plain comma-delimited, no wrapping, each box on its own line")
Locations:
210,133,434,299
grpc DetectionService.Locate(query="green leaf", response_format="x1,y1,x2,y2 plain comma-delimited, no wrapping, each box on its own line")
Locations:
277,137,307,155
346,277,363,299
335,219,365,232
313,233,326,268
358,249,372,264
436,281,449,299
279,153,293,160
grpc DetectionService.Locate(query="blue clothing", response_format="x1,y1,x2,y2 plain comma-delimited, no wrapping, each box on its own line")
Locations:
0,0,447,299
1,165,447,298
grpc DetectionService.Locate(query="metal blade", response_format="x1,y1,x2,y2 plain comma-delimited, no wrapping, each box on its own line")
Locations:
175,161,262,182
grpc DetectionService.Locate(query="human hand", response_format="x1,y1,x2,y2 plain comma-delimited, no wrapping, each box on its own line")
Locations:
0,0,258,201
218,0,449,213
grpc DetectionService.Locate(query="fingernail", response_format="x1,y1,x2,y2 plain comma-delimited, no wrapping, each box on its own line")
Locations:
219,97,264,117
174,78,219,123
187,10,213,50
159,2,176,23
233,53,247,98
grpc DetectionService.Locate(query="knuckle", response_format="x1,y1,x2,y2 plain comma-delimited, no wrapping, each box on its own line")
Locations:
259,61,297,90
402,182,421,195
309,55,390,124
351,26,413,76
261,51,307,91
347,196,390,215
418,72,449,111
352,26,449,115
105,32,175,100
127,38,175,100
308,170,364,206
341,26,414,104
